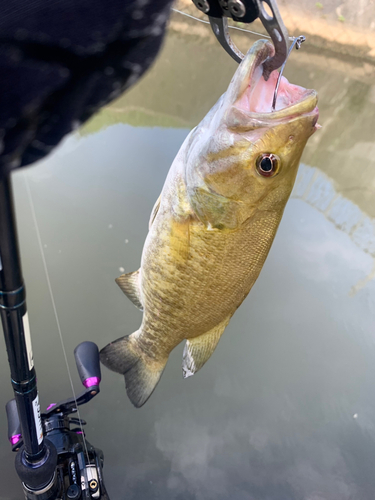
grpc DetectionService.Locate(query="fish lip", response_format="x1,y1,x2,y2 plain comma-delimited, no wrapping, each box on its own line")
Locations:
229,39,318,122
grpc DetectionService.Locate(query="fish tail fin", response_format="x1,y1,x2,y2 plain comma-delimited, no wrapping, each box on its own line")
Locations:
100,332,167,408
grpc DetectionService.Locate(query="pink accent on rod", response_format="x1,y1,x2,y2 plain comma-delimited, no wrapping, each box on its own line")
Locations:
10,434,22,446
83,377,100,388
46,403,56,411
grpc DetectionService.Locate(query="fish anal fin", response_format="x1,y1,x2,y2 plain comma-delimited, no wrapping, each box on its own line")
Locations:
182,315,231,378
115,269,143,310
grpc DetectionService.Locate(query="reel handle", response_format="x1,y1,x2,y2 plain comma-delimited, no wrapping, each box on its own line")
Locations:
74,342,101,389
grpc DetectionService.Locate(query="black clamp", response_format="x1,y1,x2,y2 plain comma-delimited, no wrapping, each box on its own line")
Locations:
191,0,289,79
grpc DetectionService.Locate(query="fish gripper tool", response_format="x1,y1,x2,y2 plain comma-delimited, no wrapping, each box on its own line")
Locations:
191,0,289,79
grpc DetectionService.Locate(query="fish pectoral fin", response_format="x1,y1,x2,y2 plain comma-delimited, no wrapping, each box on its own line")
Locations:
149,194,161,229
115,269,143,310
182,315,231,378
190,187,241,230
170,217,190,261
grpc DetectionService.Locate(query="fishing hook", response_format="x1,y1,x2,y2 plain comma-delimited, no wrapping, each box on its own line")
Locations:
271,35,305,111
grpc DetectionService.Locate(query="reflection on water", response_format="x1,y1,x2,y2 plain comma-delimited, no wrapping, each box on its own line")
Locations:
1,27,375,500
293,164,375,293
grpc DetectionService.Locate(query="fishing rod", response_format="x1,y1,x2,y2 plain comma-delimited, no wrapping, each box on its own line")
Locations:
0,171,109,499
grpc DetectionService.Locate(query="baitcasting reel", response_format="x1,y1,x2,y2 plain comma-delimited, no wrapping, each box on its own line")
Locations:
6,341,109,500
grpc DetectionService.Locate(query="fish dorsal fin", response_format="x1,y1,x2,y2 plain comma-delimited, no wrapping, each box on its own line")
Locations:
115,270,143,310
182,315,231,378
149,195,161,230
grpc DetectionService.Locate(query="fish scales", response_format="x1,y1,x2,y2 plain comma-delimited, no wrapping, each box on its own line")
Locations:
144,212,281,341
101,40,319,407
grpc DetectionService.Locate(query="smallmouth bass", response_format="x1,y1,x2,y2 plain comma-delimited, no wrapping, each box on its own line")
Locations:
100,40,319,407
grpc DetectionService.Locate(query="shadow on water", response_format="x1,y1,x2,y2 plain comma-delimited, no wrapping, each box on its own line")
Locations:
1,25,375,500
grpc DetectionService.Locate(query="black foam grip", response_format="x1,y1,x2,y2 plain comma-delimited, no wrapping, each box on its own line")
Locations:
15,439,58,491
74,341,101,386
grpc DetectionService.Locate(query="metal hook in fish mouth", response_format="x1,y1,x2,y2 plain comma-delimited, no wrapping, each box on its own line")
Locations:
271,35,305,111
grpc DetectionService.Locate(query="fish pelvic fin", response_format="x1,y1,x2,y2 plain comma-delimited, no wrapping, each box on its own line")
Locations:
115,270,143,310
100,333,168,408
182,315,231,379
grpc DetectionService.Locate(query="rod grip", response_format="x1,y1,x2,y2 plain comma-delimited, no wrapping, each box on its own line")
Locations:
6,399,22,446
74,342,101,389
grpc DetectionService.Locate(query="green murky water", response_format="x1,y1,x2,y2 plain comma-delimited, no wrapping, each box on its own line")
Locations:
1,22,375,500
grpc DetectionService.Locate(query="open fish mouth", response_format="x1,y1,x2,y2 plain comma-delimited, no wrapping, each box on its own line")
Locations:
230,40,318,125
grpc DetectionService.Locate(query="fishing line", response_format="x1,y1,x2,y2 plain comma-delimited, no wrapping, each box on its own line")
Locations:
24,173,90,464
171,8,296,41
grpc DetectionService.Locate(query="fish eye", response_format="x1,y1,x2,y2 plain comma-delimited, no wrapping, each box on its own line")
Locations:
256,154,280,177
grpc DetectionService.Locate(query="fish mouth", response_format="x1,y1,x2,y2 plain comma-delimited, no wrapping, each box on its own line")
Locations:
228,40,318,126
